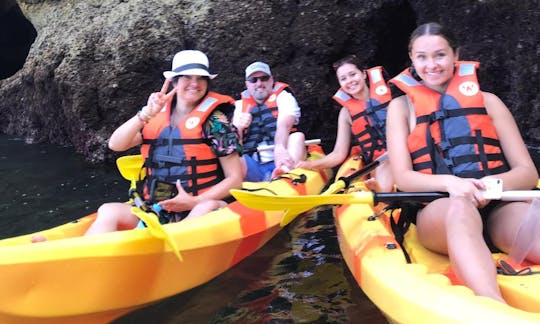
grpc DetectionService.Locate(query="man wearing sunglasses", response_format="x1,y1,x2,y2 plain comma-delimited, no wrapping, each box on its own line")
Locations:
233,61,306,181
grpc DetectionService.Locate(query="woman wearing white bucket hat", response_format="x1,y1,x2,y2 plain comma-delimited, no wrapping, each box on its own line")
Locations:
163,50,218,80
83,50,243,235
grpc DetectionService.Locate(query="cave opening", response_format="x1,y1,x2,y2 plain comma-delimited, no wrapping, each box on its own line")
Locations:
0,1,37,80
371,1,418,77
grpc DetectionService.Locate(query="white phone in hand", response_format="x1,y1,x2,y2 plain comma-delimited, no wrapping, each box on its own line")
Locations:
481,178,503,199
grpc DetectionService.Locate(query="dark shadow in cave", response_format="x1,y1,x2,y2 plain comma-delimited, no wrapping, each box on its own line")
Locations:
0,1,37,80
370,1,417,78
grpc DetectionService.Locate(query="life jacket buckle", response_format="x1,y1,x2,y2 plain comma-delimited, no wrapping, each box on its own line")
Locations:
431,109,447,121
440,140,452,151
443,157,454,169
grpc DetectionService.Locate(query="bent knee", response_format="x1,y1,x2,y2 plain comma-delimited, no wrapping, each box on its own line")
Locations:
187,200,225,219
289,131,305,143
446,198,481,221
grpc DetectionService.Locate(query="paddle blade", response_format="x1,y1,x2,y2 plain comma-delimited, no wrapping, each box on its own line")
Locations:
117,155,145,181
231,189,375,211
131,207,183,261
321,180,347,196
280,208,314,227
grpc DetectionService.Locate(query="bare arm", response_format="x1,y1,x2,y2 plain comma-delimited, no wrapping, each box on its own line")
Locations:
298,107,351,169
273,113,296,167
481,92,538,190
109,79,175,151
201,152,243,200
108,117,144,151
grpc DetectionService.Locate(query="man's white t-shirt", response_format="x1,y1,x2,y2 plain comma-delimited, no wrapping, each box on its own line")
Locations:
234,90,301,163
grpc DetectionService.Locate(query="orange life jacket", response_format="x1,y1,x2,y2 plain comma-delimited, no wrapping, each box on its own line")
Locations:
332,66,392,163
141,91,235,196
389,61,509,178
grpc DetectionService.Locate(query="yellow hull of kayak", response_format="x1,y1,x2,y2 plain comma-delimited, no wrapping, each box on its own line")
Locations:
0,147,331,324
334,156,540,324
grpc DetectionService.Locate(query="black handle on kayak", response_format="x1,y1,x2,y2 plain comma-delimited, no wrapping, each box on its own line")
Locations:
337,154,388,188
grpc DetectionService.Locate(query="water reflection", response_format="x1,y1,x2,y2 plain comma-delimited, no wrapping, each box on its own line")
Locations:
115,208,386,323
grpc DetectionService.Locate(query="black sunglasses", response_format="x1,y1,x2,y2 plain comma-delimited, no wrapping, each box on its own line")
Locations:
246,75,271,83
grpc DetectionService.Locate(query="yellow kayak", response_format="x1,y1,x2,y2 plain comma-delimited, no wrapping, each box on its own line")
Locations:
0,145,332,324
334,156,540,324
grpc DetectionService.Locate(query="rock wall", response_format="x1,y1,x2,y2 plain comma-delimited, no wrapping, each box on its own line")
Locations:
0,0,538,162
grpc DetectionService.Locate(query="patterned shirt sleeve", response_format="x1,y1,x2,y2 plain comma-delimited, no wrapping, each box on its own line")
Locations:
203,108,242,157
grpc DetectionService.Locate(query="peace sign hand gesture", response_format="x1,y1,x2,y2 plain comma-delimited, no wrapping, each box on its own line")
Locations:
141,79,176,120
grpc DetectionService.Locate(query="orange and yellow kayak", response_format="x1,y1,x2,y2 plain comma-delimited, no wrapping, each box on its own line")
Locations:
334,156,540,324
0,145,331,324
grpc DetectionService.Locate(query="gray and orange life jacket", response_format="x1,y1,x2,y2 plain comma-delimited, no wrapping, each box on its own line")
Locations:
333,66,392,163
141,92,235,196
389,61,509,178
239,82,294,154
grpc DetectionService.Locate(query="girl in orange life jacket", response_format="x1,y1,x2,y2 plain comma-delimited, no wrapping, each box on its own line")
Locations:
83,50,243,235
386,22,538,303
296,55,394,192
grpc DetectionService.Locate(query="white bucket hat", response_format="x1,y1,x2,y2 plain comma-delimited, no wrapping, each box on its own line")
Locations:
163,50,217,80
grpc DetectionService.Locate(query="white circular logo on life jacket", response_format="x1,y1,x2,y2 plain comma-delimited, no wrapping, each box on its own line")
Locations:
268,94,277,102
459,81,479,96
185,117,200,129
375,85,388,96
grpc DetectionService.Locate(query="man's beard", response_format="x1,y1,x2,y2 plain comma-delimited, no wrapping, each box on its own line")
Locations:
253,89,270,103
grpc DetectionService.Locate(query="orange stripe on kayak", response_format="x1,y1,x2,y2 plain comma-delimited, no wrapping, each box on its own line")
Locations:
352,234,397,284
307,144,324,154
294,180,307,196
228,201,269,265
442,266,463,285
318,168,330,184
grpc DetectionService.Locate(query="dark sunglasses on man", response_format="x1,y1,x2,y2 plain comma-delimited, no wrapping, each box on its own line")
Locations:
246,75,271,83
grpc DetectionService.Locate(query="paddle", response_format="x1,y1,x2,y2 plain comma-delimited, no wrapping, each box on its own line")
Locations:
230,189,540,213
278,153,388,226
243,138,321,154
323,153,388,196
116,155,183,261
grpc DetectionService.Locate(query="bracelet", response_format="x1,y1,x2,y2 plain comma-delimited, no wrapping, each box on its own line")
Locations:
136,111,149,124
140,106,154,120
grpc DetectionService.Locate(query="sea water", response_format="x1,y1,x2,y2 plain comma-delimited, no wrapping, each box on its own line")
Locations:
0,134,386,323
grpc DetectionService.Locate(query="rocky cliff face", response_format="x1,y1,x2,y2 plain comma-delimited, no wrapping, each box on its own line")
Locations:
1,0,538,162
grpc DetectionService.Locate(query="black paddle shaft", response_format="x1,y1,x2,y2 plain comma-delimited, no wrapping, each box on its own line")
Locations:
338,156,387,188
373,192,449,205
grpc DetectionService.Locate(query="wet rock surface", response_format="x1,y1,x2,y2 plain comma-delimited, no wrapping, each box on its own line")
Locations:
1,0,538,162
